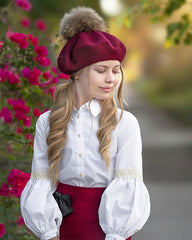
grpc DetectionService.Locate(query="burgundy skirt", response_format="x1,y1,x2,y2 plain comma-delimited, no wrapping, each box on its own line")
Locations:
56,183,131,240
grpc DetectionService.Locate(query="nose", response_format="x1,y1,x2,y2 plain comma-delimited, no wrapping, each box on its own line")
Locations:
105,71,115,83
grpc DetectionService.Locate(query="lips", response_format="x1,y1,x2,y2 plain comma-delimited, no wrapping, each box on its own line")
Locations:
100,87,113,93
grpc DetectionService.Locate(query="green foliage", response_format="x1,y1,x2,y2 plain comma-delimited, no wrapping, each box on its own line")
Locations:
121,0,192,46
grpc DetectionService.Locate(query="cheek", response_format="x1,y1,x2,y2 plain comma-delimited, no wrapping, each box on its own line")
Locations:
114,78,120,88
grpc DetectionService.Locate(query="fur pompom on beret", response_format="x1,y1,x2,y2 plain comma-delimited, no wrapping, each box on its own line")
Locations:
58,6,107,41
57,6,126,75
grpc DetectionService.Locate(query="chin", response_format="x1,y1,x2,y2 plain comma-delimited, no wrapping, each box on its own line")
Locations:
94,93,111,100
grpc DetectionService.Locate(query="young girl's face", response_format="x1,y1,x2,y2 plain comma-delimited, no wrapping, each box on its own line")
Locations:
77,60,121,101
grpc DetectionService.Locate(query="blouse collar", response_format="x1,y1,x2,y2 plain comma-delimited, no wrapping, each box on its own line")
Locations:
73,99,101,117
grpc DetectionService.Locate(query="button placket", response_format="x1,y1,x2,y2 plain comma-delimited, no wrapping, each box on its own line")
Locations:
75,110,85,179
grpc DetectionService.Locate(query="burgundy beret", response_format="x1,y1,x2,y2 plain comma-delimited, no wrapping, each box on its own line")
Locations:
57,31,126,75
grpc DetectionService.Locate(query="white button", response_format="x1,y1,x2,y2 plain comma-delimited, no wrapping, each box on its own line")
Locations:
79,153,82,157
82,106,86,110
79,173,83,177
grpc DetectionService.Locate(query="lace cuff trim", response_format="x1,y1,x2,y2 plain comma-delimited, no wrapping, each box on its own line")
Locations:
31,170,49,180
115,169,143,180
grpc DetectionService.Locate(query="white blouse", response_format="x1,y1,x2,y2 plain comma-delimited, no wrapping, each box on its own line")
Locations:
20,99,150,240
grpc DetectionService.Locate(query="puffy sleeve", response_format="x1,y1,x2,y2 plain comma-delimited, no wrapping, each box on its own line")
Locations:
98,112,150,240
20,112,63,240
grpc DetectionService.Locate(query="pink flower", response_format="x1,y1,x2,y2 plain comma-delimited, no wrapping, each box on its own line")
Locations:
51,67,58,74
0,41,3,49
5,71,20,84
35,19,47,31
0,223,6,238
33,108,41,117
16,127,23,134
9,32,28,49
58,73,70,79
8,98,31,127
20,18,31,27
16,0,32,11
16,216,25,227
34,46,51,66
23,115,31,127
22,67,41,85
7,169,30,198
52,77,59,84
0,183,11,197
42,72,52,80
6,27,13,38
35,45,48,57
0,107,12,123
32,37,38,46
0,68,6,83
36,56,51,66
28,34,38,45
8,98,30,115
49,85,55,98
25,133,33,140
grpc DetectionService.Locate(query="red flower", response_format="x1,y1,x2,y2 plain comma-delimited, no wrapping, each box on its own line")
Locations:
35,45,48,57
35,19,47,31
8,98,30,115
49,85,55,98
25,133,33,140
9,32,28,49
27,33,38,45
58,73,70,79
22,67,41,85
8,98,31,127
0,183,10,197
20,18,31,27
34,46,51,66
0,107,12,124
0,41,3,49
52,77,59,84
5,70,20,84
7,169,30,198
0,223,6,238
32,37,38,46
42,72,52,80
23,115,31,127
16,216,25,227
33,108,41,117
51,67,58,74
36,56,51,66
0,68,6,83
16,127,23,134
16,0,32,11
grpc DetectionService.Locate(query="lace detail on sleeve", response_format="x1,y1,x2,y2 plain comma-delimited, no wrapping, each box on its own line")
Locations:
115,169,143,180
31,170,49,180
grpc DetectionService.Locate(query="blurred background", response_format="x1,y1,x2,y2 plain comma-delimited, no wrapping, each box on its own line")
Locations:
0,0,192,239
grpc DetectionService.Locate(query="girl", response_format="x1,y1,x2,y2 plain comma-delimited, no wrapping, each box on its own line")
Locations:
20,7,150,240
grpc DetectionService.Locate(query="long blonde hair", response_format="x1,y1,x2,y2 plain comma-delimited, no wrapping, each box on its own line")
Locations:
46,67,124,185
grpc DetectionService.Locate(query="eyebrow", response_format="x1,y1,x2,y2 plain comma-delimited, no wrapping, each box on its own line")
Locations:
94,64,120,68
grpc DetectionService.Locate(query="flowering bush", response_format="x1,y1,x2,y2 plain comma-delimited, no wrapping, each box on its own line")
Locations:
0,169,33,238
0,30,69,152
0,0,69,239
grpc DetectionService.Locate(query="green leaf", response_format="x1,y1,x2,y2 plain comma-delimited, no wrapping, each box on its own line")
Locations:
164,0,186,16
167,22,179,37
184,32,192,45
123,18,133,28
